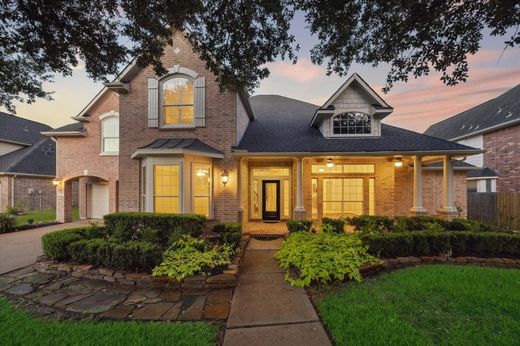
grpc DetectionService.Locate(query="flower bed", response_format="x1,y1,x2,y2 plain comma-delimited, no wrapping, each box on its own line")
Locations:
40,213,248,290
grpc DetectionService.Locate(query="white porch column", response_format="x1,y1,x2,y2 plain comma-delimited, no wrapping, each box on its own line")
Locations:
438,155,458,218
410,156,426,215
294,157,306,219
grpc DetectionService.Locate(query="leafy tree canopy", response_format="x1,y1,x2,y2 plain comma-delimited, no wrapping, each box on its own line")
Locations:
1,0,518,112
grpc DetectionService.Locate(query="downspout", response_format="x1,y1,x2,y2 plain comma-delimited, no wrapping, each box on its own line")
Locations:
11,175,17,207
50,136,59,222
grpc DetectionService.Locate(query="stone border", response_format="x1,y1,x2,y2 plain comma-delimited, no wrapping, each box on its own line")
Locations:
35,235,250,291
359,255,520,277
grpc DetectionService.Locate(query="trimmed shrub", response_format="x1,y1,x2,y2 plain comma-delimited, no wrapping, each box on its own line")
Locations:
103,212,206,246
286,219,313,233
42,228,85,261
212,222,241,234
363,231,520,258
394,216,447,232
0,213,16,233
322,217,346,233
222,231,241,250
347,215,394,232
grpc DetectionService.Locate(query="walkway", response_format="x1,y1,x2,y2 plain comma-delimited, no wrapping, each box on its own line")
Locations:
0,220,94,274
223,238,331,346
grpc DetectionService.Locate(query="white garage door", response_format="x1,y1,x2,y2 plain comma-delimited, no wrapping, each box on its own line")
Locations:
90,183,109,219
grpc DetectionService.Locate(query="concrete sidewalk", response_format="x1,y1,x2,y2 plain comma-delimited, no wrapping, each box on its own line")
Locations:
223,238,331,346
0,220,94,274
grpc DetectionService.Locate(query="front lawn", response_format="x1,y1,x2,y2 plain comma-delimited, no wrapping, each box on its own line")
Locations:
15,208,79,226
0,297,217,346
316,265,520,346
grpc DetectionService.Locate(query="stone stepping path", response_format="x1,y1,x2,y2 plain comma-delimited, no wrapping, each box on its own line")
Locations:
0,266,232,321
223,238,331,346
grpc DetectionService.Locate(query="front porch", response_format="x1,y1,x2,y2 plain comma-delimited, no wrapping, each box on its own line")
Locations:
238,155,467,234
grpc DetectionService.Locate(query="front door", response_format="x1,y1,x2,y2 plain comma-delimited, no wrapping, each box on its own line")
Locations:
262,180,280,221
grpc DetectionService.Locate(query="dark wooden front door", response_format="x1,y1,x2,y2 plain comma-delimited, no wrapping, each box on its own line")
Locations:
262,180,280,221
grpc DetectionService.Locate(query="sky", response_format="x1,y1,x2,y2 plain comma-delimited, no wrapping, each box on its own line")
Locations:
4,14,520,133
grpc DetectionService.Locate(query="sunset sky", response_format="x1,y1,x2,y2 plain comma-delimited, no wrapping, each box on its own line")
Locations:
4,15,520,133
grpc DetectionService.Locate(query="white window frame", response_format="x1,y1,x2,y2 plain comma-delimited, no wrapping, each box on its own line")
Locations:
159,74,196,129
329,112,373,137
191,162,212,218
99,111,119,155
141,157,184,213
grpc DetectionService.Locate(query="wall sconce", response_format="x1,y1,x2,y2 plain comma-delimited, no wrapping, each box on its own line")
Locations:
393,157,403,168
221,170,229,186
326,157,334,168
52,178,60,186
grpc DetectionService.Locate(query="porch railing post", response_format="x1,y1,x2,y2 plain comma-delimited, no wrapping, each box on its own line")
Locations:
294,157,306,219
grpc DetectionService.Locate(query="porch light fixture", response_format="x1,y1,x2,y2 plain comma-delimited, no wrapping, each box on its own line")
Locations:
326,157,334,168
221,170,229,186
52,178,61,186
393,157,403,168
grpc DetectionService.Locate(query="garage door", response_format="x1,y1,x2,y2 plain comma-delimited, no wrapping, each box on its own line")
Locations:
90,183,109,219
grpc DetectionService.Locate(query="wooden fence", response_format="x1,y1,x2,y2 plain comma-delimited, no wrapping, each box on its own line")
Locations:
468,192,520,230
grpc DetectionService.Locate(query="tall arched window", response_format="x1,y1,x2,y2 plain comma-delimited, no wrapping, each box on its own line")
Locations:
162,77,194,126
332,112,371,135
101,116,119,153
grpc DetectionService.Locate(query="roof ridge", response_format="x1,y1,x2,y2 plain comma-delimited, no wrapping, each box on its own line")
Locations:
251,94,320,107
2,138,49,172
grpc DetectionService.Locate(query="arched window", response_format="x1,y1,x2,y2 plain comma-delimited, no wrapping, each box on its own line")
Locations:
332,112,371,135
101,116,119,153
162,77,194,126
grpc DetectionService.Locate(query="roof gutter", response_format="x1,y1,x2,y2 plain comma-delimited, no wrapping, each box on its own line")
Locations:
0,172,56,178
450,118,520,141
131,148,224,159
231,149,483,157
41,131,86,137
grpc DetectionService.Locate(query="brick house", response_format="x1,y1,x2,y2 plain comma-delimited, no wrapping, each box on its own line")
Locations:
0,112,57,212
425,84,520,193
46,32,480,231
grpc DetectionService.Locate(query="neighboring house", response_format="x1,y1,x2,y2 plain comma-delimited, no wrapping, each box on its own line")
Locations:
425,85,520,193
0,112,56,212
45,32,480,230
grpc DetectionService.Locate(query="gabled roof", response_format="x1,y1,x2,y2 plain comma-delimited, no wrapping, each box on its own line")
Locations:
424,84,520,140
467,166,499,179
41,122,85,137
0,112,52,146
0,138,55,176
236,95,480,155
309,73,393,127
132,138,224,159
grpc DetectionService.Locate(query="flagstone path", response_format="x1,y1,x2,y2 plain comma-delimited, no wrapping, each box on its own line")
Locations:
223,238,331,346
0,265,232,321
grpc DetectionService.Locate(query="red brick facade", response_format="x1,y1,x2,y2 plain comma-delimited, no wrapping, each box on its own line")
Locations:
483,124,520,192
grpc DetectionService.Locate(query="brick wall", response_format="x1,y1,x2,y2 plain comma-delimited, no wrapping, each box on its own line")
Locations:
0,176,56,211
118,32,239,222
483,124,520,192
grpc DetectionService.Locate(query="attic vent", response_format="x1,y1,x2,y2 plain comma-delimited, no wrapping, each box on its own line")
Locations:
460,124,465,129
506,111,513,118
468,125,473,130
474,125,479,130
497,108,502,114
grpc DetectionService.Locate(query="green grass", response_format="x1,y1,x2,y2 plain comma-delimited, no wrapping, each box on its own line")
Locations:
316,265,520,346
0,297,217,346
15,208,79,226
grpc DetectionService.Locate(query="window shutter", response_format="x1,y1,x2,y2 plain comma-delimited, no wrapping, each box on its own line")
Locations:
194,76,206,127
148,78,159,128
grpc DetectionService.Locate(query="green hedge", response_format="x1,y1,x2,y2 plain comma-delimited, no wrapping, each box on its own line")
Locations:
0,213,16,233
322,217,346,233
68,239,162,272
103,212,206,246
42,228,85,261
286,220,313,233
363,231,520,258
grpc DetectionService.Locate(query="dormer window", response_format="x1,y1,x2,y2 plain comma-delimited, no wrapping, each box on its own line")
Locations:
161,77,194,126
333,112,372,135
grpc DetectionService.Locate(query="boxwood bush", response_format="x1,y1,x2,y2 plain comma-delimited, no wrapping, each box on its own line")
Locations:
363,231,520,258
0,213,16,233
103,212,206,247
321,217,346,234
42,228,85,261
286,219,313,233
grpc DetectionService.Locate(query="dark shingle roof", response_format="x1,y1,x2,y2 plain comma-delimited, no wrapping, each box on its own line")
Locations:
424,161,478,169
237,95,479,154
467,166,498,178
0,138,55,176
52,123,84,132
138,138,223,156
424,84,520,140
0,112,52,145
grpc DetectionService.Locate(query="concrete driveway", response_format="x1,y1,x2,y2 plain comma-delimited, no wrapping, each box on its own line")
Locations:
0,220,95,274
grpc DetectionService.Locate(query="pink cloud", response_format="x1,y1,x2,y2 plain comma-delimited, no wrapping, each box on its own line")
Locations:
267,58,325,82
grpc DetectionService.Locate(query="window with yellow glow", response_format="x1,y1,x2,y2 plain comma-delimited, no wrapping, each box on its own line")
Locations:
162,77,194,126
251,179,260,217
369,178,375,215
141,165,146,211
312,164,374,174
323,178,363,217
311,178,318,219
154,165,180,213
283,179,290,217
192,163,211,217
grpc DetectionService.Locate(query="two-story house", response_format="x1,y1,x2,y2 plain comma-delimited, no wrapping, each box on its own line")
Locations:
44,32,480,232
425,84,520,193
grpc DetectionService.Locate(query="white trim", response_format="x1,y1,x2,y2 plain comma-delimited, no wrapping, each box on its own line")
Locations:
0,172,55,178
232,149,483,157
327,112,375,138
41,131,85,137
98,110,119,120
100,115,119,155
0,139,30,147
142,157,184,213
467,176,498,181
158,74,196,128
